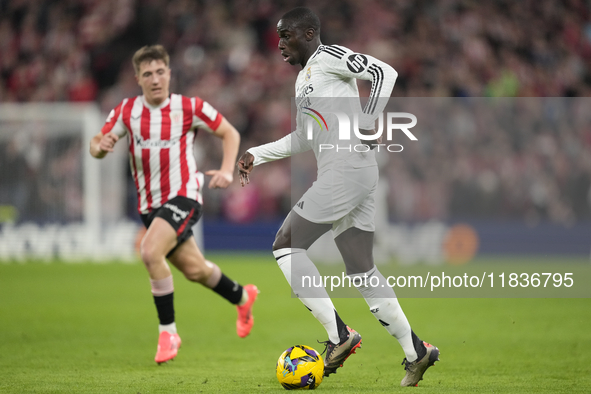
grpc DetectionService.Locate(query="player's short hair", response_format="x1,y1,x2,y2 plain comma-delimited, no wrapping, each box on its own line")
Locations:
132,45,170,75
281,7,321,34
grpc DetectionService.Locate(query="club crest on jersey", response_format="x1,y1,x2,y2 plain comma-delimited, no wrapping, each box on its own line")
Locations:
305,66,312,81
170,110,183,125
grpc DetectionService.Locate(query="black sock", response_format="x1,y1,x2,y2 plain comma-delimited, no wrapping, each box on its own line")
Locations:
334,310,349,344
411,330,427,360
212,273,243,305
154,292,175,325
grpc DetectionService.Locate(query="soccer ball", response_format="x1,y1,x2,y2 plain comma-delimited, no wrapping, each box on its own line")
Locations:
276,345,324,390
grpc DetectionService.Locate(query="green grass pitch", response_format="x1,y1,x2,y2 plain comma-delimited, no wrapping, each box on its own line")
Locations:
1,254,590,393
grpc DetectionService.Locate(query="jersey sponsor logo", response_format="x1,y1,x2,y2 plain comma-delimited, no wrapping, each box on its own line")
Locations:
296,201,305,210
346,54,368,73
297,83,313,97
296,84,313,110
133,134,180,149
305,66,312,81
370,307,379,313
296,95,311,111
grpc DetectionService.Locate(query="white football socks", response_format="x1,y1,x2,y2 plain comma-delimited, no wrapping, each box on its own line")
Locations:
274,248,341,344
352,267,418,362
159,322,177,334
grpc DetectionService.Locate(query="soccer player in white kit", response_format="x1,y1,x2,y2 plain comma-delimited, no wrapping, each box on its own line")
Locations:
90,45,258,364
237,8,439,387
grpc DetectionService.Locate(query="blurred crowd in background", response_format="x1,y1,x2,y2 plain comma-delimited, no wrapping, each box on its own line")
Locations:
1,0,591,225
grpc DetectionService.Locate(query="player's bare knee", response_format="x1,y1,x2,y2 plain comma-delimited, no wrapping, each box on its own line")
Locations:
139,242,159,267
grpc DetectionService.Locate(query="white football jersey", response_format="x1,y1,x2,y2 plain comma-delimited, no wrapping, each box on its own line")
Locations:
249,44,397,173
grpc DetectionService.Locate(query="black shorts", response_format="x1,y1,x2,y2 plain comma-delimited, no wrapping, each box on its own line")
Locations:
140,196,203,256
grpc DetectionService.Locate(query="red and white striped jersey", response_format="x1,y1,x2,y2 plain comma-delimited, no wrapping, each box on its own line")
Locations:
101,94,222,214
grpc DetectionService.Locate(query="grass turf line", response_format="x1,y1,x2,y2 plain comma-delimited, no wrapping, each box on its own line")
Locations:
0,254,590,393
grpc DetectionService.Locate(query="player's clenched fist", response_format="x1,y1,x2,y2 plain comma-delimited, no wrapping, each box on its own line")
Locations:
90,131,119,159
236,151,254,187
100,132,119,153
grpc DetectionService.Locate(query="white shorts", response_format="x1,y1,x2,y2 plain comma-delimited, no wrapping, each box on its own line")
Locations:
293,165,378,237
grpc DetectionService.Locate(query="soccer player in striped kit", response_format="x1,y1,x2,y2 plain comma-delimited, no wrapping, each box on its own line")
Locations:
90,45,258,364
237,8,438,387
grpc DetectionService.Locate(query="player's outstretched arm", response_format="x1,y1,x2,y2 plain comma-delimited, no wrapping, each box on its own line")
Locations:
236,130,312,187
89,131,119,159
206,116,240,189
